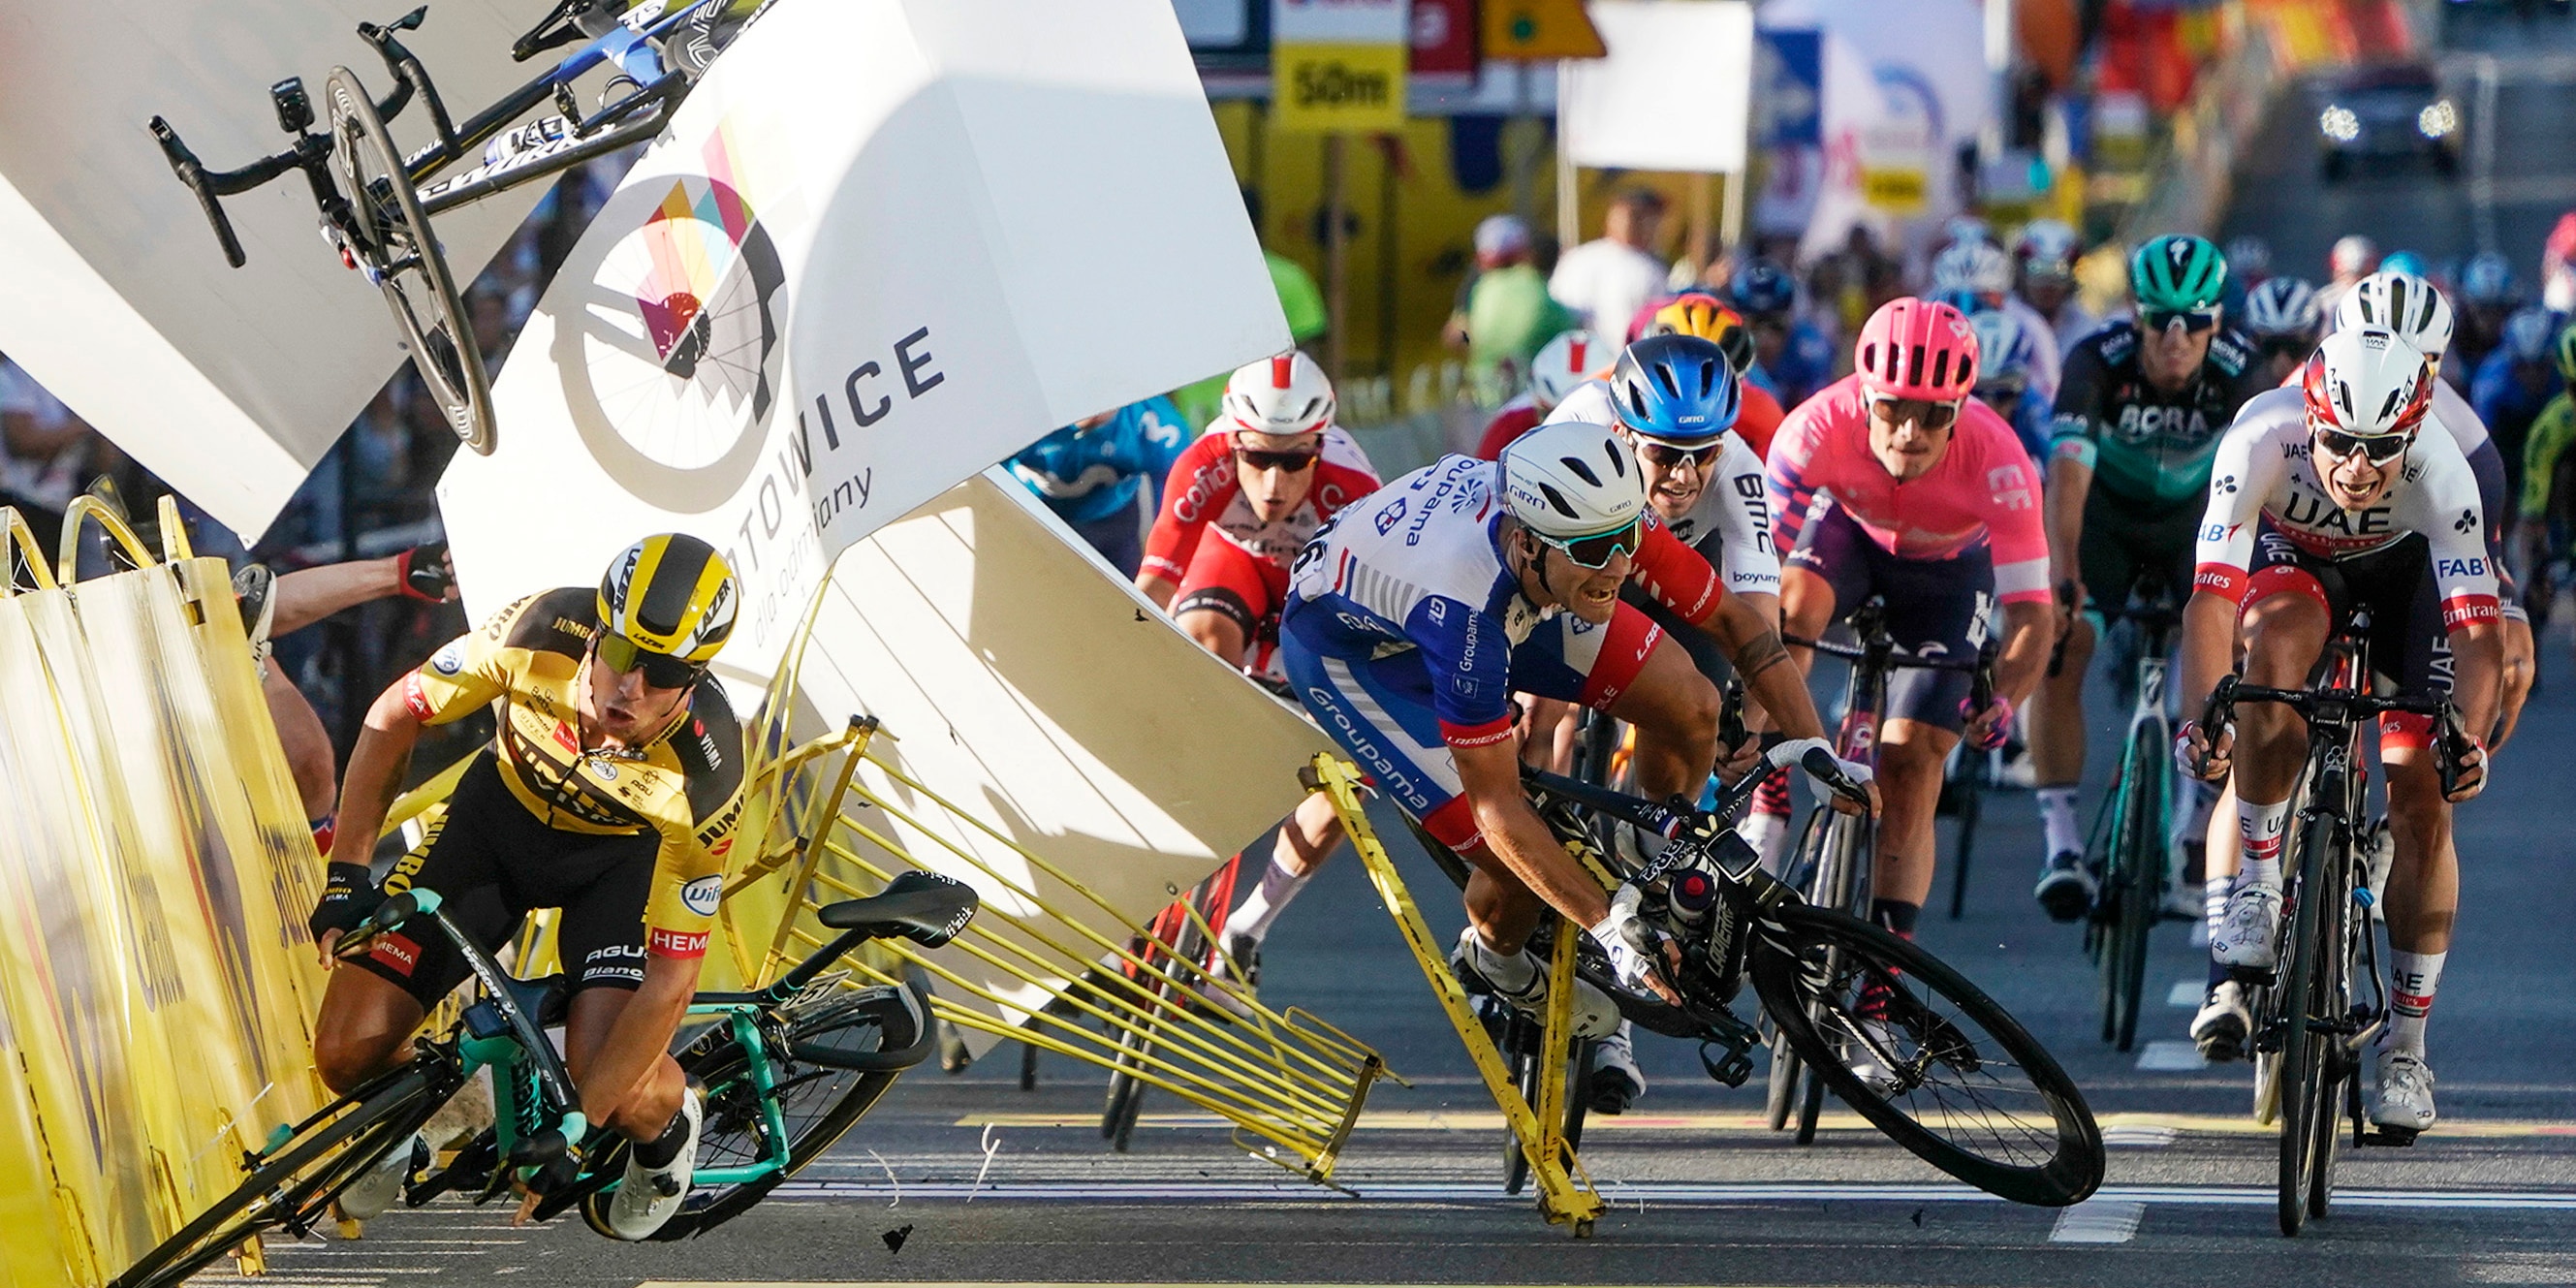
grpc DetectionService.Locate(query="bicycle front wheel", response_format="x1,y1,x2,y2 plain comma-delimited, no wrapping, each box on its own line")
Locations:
1751,902,2104,1207
2103,721,2168,1052
2276,807,2349,1236
110,1063,452,1288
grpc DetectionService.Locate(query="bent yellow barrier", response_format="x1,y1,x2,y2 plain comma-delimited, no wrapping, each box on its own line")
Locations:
0,504,329,1287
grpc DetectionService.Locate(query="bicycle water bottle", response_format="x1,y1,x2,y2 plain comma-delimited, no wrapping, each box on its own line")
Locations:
1668,864,1719,930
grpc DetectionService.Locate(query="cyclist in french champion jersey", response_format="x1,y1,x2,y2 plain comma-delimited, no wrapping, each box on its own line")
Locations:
1279,420,1871,1037
1474,329,1602,461
2028,236,2269,920
1140,352,1383,993
1760,298,2057,942
2175,328,2498,1134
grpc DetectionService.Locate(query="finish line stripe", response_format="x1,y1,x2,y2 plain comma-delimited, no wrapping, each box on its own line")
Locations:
950,1110,2576,1140
761,1179,2576,1209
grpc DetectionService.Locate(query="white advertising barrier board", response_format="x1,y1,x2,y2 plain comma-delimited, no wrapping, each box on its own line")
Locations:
785,473,1332,1054
1559,0,1755,174
0,0,548,538
1762,0,1988,230
438,0,1287,684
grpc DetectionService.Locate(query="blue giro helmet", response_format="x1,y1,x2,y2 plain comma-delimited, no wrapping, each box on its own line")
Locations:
1609,334,1742,445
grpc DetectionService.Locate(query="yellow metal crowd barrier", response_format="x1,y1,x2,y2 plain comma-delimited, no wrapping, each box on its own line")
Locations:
0,501,329,1288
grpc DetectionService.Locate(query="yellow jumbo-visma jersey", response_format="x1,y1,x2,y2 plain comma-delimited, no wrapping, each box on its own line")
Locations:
403,587,746,958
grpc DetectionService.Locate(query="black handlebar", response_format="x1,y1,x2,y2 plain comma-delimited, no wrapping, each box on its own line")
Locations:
149,116,255,267
2201,673,2473,797
359,7,460,151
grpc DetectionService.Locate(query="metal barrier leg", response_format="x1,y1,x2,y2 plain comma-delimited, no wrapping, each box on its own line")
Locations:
1307,755,1602,1236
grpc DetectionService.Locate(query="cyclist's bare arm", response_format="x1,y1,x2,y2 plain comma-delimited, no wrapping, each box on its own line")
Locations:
1700,592,1880,813
1454,736,1612,927
2448,618,2504,758
319,678,424,959
2043,454,2093,621
269,554,446,635
1993,600,2055,709
2175,590,2243,776
1132,572,1178,611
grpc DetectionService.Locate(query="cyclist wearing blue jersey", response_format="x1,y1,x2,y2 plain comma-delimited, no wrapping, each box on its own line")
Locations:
1008,396,1191,577
1279,421,1872,1033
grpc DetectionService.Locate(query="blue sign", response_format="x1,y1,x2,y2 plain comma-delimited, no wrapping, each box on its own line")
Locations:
1754,29,1822,149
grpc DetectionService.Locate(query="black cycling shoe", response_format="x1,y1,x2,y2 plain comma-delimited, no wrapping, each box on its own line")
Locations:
2034,850,2095,923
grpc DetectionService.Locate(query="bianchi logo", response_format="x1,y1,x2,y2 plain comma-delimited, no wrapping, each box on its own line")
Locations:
566,121,791,511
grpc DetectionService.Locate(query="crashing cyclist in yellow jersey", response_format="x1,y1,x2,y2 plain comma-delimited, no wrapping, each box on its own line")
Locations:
305,533,744,1241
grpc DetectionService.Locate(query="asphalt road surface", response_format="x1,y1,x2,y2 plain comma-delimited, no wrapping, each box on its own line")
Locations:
200,18,2576,1288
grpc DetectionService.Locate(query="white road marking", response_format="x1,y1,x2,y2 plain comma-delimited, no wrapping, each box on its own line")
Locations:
2049,1199,2146,1243
760,1178,2576,1210
2137,1040,2211,1071
2167,980,2202,1008
2102,1124,2179,1149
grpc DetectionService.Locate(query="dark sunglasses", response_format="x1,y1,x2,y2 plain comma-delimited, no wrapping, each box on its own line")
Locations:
1868,396,1962,430
2142,306,2222,334
1635,439,1721,470
2311,426,2412,464
1540,518,1644,570
1236,446,1319,472
596,633,705,689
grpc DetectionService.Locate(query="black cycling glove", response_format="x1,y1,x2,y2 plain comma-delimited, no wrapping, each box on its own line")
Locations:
396,541,455,602
310,862,386,943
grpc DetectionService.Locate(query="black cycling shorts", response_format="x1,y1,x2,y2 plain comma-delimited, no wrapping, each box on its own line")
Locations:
352,752,659,1008
2077,485,2201,616
2242,523,2451,752
1785,503,1993,733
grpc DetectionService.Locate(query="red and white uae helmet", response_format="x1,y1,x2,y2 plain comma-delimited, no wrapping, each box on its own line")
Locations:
2302,326,2435,439
1223,350,1336,436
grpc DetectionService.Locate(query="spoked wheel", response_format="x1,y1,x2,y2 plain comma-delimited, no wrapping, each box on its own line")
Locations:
110,1064,455,1288
325,67,496,454
1776,806,1860,1146
1751,902,2104,1207
1767,808,1830,1132
2102,726,2168,1053
1497,1003,1592,1197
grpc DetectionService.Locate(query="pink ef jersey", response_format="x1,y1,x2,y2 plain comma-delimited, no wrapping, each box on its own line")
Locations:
1766,374,2052,605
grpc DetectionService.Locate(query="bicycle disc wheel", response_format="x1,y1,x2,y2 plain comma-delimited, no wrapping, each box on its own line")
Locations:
2276,810,2340,1237
110,1064,451,1288
1751,902,2104,1207
646,988,922,1240
325,68,496,455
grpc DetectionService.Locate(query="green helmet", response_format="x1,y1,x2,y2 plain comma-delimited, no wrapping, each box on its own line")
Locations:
2557,322,2576,384
2129,235,2228,313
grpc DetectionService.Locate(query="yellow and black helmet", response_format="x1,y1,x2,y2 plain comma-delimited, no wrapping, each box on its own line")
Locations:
597,533,738,672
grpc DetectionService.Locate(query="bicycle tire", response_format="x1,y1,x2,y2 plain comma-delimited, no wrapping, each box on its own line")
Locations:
325,68,497,455
1794,805,1866,1147
2306,836,2356,1223
1946,749,1985,921
2106,722,2167,1052
2276,804,2340,1237
1750,902,2104,1207
646,990,919,1240
1766,809,1832,1132
110,1064,451,1288
1501,1010,1533,1195
1794,1060,1828,1145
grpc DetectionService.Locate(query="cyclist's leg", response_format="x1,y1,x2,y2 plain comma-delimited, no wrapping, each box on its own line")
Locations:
2209,534,2333,970
1217,791,1344,956
1169,530,1265,669
1760,503,1864,864
264,665,340,843
547,835,690,1141
2367,554,2456,1128
2029,490,2131,888
1869,544,1984,933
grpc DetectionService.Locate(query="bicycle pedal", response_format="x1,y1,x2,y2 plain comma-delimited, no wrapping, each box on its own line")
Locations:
2226,964,2278,989
2362,1125,2420,1147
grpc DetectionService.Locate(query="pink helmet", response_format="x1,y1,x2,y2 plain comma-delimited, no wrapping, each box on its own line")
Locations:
1853,298,1979,401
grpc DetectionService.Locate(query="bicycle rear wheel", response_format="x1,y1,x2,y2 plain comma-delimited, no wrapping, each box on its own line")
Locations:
326,68,495,454
110,1064,452,1288
1751,902,2103,1207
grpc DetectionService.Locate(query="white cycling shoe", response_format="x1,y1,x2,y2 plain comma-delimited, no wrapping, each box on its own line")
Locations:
2189,981,2252,1062
2211,884,2283,974
2372,1051,2436,1136
1449,927,1619,1041
336,1132,423,1221
604,1088,702,1241
1588,1021,1645,1114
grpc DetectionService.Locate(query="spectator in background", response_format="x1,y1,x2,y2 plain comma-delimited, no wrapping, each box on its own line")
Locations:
0,354,97,557
1444,214,1578,390
2316,234,2376,315
1007,395,1190,578
1549,186,1669,338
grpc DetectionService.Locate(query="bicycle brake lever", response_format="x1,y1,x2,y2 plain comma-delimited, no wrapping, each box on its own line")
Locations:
1717,679,1747,756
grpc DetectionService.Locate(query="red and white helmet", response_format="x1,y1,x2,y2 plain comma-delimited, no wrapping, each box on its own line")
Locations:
2302,327,2435,439
1223,350,1335,436
1529,330,1602,409
1854,298,1979,401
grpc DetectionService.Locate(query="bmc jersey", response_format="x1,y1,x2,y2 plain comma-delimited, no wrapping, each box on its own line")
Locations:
1549,381,1780,598
1141,424,1379,582
403,588,746,958
1282,455,1718,744
2191,387,2501,628
1768,374,2052,604
2050,320,2270,508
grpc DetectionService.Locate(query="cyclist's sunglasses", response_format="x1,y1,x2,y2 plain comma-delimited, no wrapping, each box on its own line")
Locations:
1634,439,1721,470
2142,306,2223,335
595,632,705,689
1868,396,1962,430
1539,518,1645,570
2309,424,2413,465
1234,436,1320,472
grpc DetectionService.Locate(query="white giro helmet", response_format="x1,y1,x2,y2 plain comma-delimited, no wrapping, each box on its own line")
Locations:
1499,419,1647,541
2335,271,2454,361
1223,350,1336,436
2302,327,2435,439
1529,330,1604,410
1932,240,2015,296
